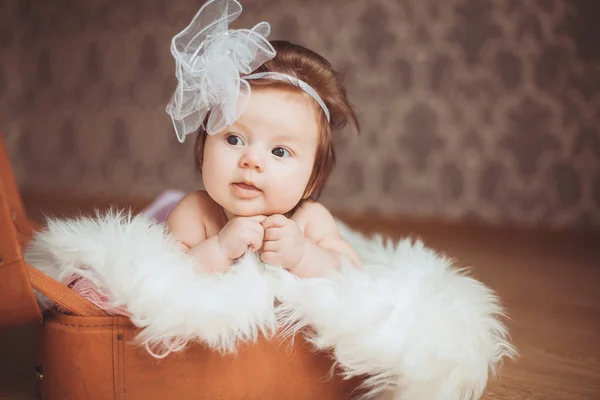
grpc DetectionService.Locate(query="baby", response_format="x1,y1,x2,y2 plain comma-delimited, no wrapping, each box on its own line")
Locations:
166,0,360,277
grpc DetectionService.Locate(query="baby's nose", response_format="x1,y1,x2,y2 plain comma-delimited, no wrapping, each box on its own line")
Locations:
240,151,263,171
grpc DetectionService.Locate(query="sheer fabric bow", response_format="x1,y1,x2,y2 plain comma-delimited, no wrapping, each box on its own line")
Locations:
166,0,276,142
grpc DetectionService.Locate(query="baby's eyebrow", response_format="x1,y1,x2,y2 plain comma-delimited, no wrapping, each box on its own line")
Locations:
270,128,302,143
274,134,295,142
230,119,250,133
233,117,306,143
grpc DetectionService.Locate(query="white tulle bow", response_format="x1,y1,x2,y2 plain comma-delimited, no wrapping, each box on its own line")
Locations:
166,0,276,142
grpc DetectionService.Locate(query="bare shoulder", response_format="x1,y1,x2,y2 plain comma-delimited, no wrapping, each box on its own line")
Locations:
294,201,341,243
167,190,220,248
296,200,361,267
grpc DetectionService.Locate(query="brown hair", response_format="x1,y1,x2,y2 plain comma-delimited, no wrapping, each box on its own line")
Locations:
195,40,359,201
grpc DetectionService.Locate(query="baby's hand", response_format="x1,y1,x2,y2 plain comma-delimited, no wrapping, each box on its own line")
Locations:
218,215,266,260
261,214,306,270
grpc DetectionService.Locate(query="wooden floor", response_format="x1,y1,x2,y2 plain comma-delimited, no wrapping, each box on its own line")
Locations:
1,193,599,399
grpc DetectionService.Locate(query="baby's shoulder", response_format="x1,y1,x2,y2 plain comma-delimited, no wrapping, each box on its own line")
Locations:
171,190,218,217
293,201,338,239
295,200,333,220
167,190,222,246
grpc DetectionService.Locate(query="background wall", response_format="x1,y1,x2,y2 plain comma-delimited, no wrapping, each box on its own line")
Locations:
1,0,599,229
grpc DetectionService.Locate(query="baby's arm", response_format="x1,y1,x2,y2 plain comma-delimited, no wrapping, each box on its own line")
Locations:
168,191,265,273
291,202,361,278
167,191,231,273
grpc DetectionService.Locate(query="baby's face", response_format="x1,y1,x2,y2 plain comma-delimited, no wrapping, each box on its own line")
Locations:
202,87,319,217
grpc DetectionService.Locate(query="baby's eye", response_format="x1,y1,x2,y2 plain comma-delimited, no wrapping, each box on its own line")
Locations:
226,134,243,146
271,147,290,158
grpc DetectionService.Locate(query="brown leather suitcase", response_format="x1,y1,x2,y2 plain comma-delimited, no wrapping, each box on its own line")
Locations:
0,132,363,399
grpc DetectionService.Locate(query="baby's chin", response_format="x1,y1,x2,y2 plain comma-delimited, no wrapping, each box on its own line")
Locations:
224,204,294,218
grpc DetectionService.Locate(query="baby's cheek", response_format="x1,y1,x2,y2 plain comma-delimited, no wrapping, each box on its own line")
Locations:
272,187,300,205
266,180,305,211
265,161,312,208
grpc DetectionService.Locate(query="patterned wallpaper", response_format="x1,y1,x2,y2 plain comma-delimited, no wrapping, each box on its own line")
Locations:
1,0,599,230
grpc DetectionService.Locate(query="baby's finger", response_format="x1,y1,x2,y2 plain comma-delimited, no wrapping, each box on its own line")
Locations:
243,215,267,223
249,241,262,252
248,224,265,239
261,214,288,229
243,231,263,251
262,239,279,253
264,226,283,241
260,251,279,265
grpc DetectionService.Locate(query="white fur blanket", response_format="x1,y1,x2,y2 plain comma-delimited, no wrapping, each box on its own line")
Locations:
25,210,516,400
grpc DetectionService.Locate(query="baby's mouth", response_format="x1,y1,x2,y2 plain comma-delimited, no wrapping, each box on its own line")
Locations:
232,182,262,198
233,182,260,191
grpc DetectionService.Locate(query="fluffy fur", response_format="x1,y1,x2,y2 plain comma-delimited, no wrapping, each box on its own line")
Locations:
274,222,516,399
25,211,516,399
25,210,276,356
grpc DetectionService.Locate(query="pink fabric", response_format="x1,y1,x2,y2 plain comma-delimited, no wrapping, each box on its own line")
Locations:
57,273,130,316
55,190,187,316
140,189,187,223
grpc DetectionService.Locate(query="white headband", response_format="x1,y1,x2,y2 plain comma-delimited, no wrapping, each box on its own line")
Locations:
243,72,330,123
165,0,330,143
